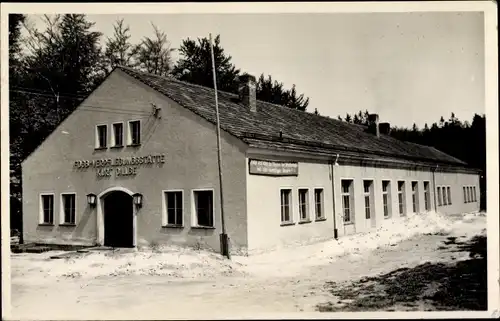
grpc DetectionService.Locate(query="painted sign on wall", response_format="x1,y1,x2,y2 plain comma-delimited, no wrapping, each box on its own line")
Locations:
73,154,165,178
249,159,299,176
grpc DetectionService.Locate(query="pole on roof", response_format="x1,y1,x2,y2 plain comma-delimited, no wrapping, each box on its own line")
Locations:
209,33,230,259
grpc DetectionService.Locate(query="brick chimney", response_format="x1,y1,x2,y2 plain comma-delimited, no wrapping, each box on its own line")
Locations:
368,113,380,137
379,122,391,135
238,74,257,112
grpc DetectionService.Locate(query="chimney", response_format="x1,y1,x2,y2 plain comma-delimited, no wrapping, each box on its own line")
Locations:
379,122,391,135
238,74,257,112
368,113,380,137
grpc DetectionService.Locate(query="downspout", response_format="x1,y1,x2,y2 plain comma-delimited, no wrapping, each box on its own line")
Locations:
330,153,340,239
432,164,438,212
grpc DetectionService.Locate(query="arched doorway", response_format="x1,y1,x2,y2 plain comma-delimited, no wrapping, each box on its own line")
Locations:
103,191,134,248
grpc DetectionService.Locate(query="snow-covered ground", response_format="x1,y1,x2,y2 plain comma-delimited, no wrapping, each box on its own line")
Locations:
10,211,486,319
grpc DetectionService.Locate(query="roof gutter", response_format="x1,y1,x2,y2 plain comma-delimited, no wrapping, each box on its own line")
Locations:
432,165,439,212
330,154,340,240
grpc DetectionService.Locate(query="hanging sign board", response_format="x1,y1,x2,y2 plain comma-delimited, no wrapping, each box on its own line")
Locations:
249,159,299,176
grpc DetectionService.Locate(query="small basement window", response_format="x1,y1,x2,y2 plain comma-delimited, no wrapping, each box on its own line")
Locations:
128,120,141,146
61,193,76,225
280,189,293,224
40,194,54,225
96,124,107,149
193,190,214,227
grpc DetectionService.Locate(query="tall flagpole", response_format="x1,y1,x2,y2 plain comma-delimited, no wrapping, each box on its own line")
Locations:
209,33,230,259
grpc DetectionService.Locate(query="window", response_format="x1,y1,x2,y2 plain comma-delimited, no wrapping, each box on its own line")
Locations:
61,193,76,224
298,189,309,221
96,124,107,149
341,180,354,223
280,189,292,224
442,186,448,206
446,186,452,205
112,123,123,147
437,187,442,206
466,186,471,203
382,181,391,218
473,186,477,202
164,191,183,226
398,181,406,215
314,188,324,220
363,180,373,219
128,120,141,145
40,194,54,224
193,190,213,227
411,181,419,213
463,186,467,203
423,181,430,211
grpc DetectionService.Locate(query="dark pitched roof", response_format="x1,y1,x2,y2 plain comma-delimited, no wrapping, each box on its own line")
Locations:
117,66,468,167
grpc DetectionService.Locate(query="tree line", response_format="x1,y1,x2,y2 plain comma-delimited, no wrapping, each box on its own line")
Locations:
9,14,486,232
338,111,486,210
8,14,310,231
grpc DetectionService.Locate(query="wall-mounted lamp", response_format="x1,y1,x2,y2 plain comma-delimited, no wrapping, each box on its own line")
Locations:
133,193,143,208
86,193,97,207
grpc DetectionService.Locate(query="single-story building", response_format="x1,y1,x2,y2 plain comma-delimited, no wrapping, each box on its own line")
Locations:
21,66,481,255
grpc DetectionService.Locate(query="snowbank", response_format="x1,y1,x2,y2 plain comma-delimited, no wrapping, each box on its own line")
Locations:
12,211,484,281
13,245,246,281
232,210,466,277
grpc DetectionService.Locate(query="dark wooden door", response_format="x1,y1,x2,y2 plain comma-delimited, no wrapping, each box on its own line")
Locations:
103,191,134,248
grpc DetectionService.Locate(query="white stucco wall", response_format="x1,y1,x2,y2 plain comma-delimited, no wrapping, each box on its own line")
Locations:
22,69,248,253
246,151,481,253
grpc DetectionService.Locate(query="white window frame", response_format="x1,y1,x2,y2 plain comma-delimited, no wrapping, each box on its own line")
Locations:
411,181,419,213
423,181,430,211
313,187,325,221
95,124,108,149
341,179,354,224
382,180,391,218
363,180,374,220
127,119,142,146
280,187,294,225
442,185,448,206
162,189,184,227
191,188,215,228
39,192,55,225
111,122,124,147
298,188,310,222
397,181,406,215
59,192,77,225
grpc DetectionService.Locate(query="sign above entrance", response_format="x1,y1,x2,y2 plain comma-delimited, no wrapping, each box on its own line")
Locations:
249,159,299,176
73,154,165,178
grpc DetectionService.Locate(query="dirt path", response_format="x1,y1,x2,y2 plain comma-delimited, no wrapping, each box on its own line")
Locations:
11,214,485,319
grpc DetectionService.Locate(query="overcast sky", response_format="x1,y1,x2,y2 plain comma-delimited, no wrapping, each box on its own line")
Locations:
27,12,485,128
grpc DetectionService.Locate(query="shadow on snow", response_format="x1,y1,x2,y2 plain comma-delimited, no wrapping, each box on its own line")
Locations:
316,233,487,312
